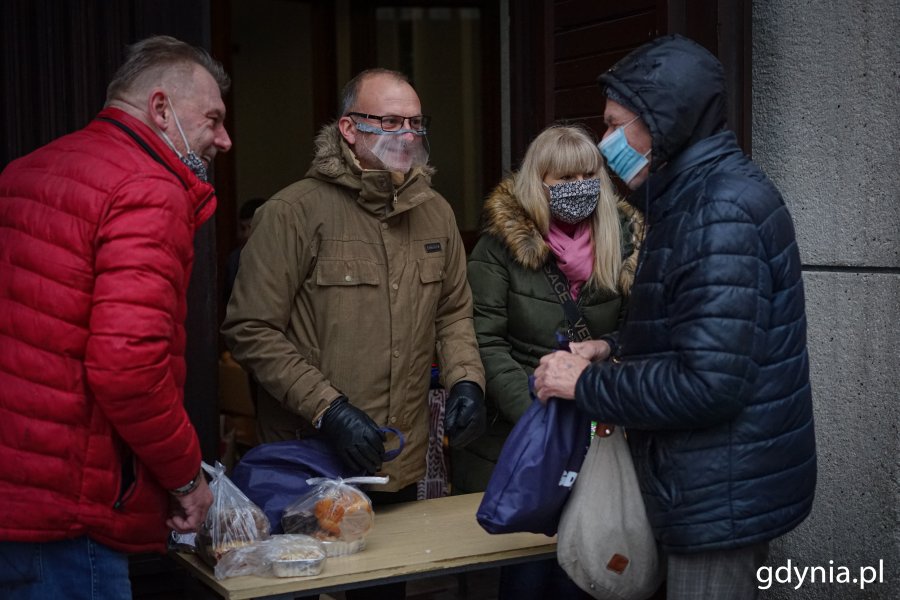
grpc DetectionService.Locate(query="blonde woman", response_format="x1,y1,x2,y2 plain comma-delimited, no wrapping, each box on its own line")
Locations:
452,123,639,599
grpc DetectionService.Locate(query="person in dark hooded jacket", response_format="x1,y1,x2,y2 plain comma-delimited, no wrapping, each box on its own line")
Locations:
534,34,816,599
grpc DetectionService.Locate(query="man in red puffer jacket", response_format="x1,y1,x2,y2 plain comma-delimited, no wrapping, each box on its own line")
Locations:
0,35,232,599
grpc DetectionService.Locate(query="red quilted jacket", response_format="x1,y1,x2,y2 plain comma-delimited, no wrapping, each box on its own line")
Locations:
0,107,216,553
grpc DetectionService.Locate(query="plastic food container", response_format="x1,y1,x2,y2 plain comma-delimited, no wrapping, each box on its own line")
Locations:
271,547,327,577
320,538,367,557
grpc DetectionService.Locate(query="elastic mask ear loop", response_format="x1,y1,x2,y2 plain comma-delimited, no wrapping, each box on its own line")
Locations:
167,98,195,155
159,130,182,159
625,116,651,161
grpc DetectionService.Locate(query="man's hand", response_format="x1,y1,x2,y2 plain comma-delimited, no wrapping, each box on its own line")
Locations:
569,339,612,362
444,381,486,448
319,396,386,474
167,476,213,533
533,351,591,403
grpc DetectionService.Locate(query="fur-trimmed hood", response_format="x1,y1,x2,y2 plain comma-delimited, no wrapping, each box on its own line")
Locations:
480,178,642,293
481,178,549,271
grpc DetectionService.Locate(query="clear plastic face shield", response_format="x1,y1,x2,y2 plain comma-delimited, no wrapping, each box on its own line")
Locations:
348,113,430,173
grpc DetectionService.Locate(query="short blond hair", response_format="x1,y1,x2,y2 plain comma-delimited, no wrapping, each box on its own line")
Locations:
514,124,623,293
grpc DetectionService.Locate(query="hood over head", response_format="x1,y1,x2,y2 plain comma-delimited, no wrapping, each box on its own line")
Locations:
598,34,727,170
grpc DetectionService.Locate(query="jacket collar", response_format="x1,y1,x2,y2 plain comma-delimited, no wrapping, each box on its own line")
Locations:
628,130,742,222
96,107,217,229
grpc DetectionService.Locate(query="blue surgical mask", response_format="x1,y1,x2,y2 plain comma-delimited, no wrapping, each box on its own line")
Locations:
598,117,649,185
160,99,210,183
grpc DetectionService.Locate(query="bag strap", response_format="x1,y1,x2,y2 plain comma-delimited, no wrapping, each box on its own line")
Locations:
542,258,592,343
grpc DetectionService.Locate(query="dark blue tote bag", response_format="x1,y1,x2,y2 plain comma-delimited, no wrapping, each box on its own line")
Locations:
232,428,403,533
476,394,593,536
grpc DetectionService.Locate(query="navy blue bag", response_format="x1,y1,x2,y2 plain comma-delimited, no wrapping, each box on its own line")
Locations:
476,387,593,536
232,428,403,533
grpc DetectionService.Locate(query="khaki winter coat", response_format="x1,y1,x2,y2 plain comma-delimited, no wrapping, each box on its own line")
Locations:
222,124,484,491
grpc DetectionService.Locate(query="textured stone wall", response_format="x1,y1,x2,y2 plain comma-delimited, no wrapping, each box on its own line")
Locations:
753,1,900,598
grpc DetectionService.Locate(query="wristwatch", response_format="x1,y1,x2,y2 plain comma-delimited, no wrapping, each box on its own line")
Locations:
169,469,203,496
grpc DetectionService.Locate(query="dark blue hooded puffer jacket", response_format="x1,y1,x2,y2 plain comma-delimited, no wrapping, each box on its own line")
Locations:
577,34,817,553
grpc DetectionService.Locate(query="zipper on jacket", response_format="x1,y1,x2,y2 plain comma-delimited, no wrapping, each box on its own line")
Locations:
195,190,215,217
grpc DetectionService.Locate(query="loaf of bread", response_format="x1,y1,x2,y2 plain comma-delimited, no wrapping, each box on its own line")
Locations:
198,504,270,566
282,483,373,544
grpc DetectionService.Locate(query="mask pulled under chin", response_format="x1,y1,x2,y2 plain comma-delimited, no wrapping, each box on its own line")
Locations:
160,99,211,183
180,152,209,183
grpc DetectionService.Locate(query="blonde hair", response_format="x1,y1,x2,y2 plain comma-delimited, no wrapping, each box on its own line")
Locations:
514,124,623,294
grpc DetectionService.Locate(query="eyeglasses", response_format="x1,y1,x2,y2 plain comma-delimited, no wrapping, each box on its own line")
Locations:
347,112,431,133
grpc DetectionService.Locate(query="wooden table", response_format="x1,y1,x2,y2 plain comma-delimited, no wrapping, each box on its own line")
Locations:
173,492,556,599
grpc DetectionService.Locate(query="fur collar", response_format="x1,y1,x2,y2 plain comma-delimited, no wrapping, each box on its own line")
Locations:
481,178,643,293
482,178,549,271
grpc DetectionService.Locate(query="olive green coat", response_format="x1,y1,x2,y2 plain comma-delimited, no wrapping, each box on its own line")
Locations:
451,179,638,493
222,124,484,491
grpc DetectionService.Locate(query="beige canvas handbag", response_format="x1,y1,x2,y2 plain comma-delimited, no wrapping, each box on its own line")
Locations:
557,424,664,600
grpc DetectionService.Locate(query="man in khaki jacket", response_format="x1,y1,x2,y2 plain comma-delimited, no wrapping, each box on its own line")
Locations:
222,69,485,500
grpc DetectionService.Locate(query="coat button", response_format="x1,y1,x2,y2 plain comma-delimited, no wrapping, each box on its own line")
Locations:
382,222,389,229
392,283,398,290
393,350,400,357
344,275,352,282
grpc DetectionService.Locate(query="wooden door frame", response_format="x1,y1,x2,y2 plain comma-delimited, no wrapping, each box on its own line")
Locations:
211,0,338,329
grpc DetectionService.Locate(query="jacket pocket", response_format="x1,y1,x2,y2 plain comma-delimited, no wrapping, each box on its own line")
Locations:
113,453,141,510
314,259,383,345
315,259,380,287
637,435,682,509
415,257,445,316
0,542,39,585
417,257,445,284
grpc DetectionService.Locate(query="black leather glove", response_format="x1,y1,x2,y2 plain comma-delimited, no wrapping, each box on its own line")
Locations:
319,397,386,474
444,381,486,448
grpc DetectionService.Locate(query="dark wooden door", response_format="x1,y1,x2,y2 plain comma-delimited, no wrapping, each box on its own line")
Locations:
509,0,752,166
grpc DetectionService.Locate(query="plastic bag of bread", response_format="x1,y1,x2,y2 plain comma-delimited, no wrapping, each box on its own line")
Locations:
213,534,326,580
197,461,271,567
281,476,386,556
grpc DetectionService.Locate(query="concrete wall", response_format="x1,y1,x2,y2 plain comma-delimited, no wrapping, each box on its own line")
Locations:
753,1,900,598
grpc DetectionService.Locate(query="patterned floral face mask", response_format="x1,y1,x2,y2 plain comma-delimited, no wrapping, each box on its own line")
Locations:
160,98,210,183
544,178,601,224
